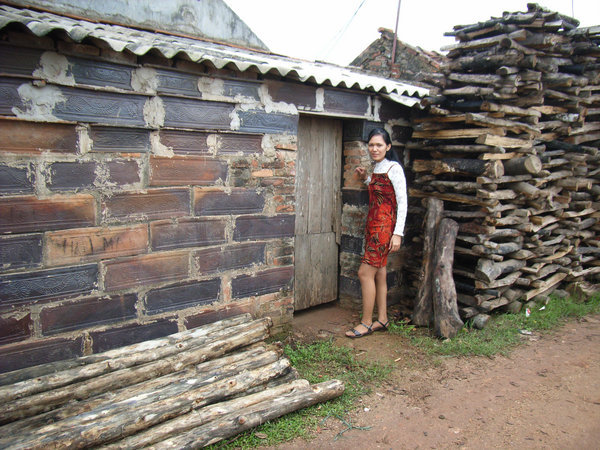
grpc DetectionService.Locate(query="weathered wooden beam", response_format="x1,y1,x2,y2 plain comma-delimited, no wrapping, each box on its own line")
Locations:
413,198,443,327
432,218,463,339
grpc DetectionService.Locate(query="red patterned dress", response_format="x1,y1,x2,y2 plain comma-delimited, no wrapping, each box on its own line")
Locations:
362,166,398,268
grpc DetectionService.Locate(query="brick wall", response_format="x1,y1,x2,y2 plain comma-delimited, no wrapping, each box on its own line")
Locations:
0,30,409,373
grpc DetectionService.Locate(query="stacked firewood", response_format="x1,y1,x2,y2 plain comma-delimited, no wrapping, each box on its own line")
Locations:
406,4,599,320
0,315,343,448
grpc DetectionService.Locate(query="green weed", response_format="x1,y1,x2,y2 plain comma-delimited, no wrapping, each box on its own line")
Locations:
405,293,600,357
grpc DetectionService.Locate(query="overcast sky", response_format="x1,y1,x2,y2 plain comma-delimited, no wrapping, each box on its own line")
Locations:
223,0,598,66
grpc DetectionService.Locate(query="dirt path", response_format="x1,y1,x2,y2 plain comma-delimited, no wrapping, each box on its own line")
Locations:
273,304,600,449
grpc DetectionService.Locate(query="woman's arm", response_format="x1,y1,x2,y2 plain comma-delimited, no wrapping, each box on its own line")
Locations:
388,163,407,237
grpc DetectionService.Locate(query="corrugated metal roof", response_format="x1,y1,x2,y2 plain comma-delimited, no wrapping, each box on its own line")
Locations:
0,4,429,102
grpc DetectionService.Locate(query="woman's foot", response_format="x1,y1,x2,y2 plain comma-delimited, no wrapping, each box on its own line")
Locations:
345,322,373,338
372,319,389,332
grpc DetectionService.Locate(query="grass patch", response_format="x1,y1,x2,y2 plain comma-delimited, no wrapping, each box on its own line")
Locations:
395,293,600,358
211,339,392,449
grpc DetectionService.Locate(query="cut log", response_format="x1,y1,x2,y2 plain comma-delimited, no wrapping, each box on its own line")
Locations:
432,218,464,339
0,318,272,424
148,380,344,449
413,198,444,327
411,127,505,140
412,158,504,178
475,134,533,148
524,273,568,301
6,359,292,449
502,155,542,175
475,258,526,283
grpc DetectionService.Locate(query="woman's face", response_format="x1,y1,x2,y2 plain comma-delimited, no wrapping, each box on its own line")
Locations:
368,134,391,163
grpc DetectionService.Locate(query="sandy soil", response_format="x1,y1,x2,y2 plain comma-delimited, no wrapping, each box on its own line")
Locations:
271,303,600,449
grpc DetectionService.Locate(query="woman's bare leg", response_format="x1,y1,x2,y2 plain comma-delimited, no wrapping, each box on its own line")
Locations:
373,266,388,330
346,263,377,337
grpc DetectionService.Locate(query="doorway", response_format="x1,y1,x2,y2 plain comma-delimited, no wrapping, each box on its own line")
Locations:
294,116,342,311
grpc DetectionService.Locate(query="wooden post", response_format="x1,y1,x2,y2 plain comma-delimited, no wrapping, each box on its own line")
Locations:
413,198,444,326
432,218,464,339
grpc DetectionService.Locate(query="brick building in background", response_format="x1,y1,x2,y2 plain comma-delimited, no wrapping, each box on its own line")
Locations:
0,1,427,372
351,27,445,90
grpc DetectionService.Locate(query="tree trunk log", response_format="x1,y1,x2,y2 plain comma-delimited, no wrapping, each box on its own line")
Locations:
432,218,464,339
150,380,345,449
412,158,504,178
5,359,292,449
413,198,444,327
0,318,272,424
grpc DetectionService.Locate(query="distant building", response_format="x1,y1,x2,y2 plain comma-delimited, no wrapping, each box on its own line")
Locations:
351,28,446,89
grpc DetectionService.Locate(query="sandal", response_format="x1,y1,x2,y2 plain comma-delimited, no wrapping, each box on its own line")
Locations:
346,322,373,339
372,319,389,332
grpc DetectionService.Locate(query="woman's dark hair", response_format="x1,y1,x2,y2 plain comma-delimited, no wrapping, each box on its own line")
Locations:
367,127,400,162
367,127,392,146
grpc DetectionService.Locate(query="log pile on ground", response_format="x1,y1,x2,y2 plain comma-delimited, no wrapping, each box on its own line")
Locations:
406,4,599,322
0,314,344,448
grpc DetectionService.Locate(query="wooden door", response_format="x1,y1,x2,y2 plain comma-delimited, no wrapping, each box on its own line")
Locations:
294,116,342,311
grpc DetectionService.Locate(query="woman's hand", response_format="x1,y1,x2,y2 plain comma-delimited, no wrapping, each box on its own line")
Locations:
355,166,367,181
389,234,402,252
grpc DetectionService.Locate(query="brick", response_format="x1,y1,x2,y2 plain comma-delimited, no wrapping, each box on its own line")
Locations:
102,188,190,222
0,194,96,234
48,161,98,191
266,80,316,108
0,337,83,374
220,79,260,101
91,319,178,353
194,242,266,274
232,266,293,299
150,218,226,251
103,251,188,291
0,314,32,344
234,215,295,241
0,45,43,76
0,78,23,115
342,188,369,206
53,87,146,126
184,304,250,329
146,279,220,313
149,156,227,186
70,56,132,90
156,69,200,97
324,89,369,116
341,234,364,255
90,127,150,153
194,188,265,215
343,120,383,142
0,164,34,194
218,133,263,154
45,224,148,266
107,160,141,185
162,97,234,130
0,119,78,154
0,264,98,308
0,234,43,270
237,110,298,134
41,294,137,335
159,129,209,155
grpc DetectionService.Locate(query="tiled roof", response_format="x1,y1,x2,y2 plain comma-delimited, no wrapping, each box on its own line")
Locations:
0,4,429,104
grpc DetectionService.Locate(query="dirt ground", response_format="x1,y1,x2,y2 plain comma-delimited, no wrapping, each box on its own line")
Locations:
271,303,600,449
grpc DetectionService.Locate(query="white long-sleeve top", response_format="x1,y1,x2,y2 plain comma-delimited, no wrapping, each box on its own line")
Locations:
365,158,408,236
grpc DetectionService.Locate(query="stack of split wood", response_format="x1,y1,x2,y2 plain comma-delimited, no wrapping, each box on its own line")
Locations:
406,3,599,321
0,314,343,448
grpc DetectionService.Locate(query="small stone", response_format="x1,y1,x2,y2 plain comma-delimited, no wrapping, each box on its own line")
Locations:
439,414,446,420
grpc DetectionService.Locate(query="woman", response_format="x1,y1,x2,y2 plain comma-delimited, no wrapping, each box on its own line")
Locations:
346,127,407,338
